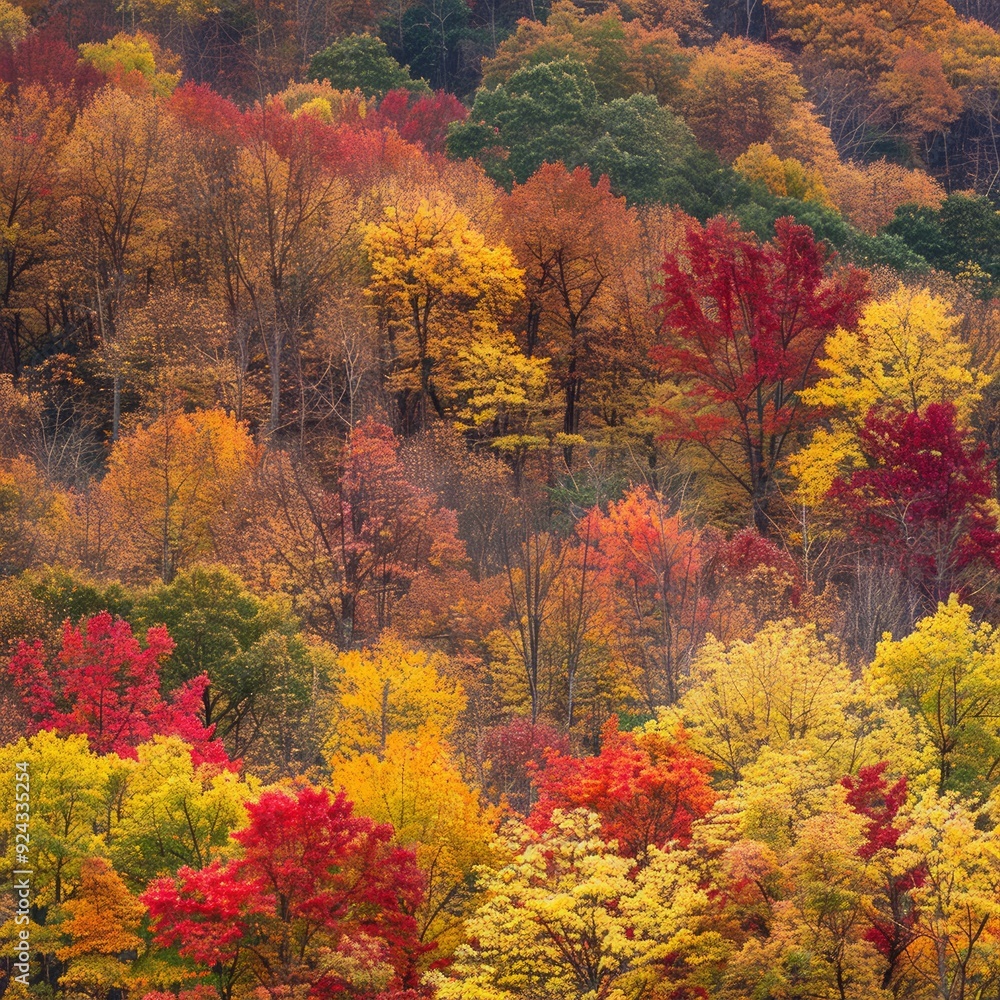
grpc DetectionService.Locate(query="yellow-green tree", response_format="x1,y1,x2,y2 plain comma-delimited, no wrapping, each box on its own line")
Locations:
108,736,255,887
78,32,182,96
0,731,124,907
435,809,721,1000
868,596,1000,798
791,285,986,505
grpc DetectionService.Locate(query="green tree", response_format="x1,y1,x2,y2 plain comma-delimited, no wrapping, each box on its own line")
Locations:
308,34,430,98
448,59,600,189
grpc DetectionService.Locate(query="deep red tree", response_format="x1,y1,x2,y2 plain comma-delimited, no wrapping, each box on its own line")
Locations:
369,89,468,153
830,402,1000,605
143,785,433,1000
842,762,926,991
480,717,570,814
652,216,868,534
529,716,715,860
0,27,105,104
6,611,228,766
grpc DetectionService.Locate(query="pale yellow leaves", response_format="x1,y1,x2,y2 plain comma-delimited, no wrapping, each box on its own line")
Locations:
437,809,720,1000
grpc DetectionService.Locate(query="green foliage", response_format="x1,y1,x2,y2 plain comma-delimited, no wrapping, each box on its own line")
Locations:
132,566,333,769
448,59,717,211
308,33,430,98
886,194,1000,296
449,59,599,189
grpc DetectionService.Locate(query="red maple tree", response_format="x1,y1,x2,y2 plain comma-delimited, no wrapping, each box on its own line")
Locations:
830,402,1000,604
143,785,433,1000
842,762,926,991
529,716,715,860
7,611,228,766
652,216,868,534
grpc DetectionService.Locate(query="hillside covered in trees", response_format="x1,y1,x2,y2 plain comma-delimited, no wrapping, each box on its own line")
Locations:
8,0,1000,998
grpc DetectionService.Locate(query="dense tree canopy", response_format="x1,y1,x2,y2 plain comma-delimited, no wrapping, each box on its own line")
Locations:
7,0,1000,997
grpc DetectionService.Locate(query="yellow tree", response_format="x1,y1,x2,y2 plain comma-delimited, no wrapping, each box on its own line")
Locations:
675,621,858,785
108,736,255,886
324,634,466,763
449,329,550,486
896,788,1000,1000
437,810,720,1000
60,86,176,310
363,194,524,430
98,408,259,583
733,142,833,206
333,729,498,957
867,596,1000,798
435,809,721,1000
718,785,890,1000
791,285,987,505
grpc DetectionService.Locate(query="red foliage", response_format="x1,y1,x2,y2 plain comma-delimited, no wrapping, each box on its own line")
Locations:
0,28,105,105
6,611,229,766
529,717,715,858
842,762,909,859
581,487,706,706
652,216,868,532
481,717,570,814
143,785,433,999
842,763,926,982
830,402,1000,603
709,527,802,604
370,89,468,153
167,82,245,143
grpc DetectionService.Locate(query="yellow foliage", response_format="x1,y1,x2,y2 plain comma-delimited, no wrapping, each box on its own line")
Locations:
791,285,985,505
99,407,259,583
868,596,1000,797
0,732,127,907
435,809,722,1000
79,33,182,97
672,621,856,785
109,736,256,883
0,0,27,45
895,788,1000,997
325,634,466,763
734,142,834,207
333,729,498,956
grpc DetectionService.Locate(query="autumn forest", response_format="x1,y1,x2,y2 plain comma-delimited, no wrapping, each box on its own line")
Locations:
7,0,1000,997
